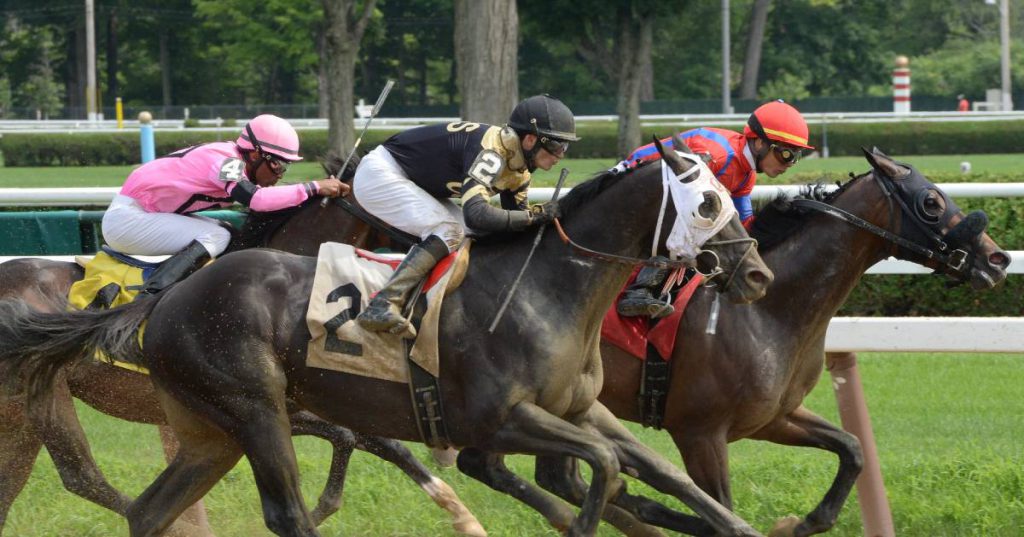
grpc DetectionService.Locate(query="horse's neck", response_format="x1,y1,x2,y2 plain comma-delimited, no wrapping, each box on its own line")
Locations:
756,180,893,327
266,200,392,255
474,175,660,326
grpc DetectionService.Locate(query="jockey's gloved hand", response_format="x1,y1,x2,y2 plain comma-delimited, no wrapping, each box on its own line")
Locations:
528,201,560,225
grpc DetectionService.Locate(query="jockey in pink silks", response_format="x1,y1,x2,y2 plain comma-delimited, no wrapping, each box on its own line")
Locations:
101,114,346,294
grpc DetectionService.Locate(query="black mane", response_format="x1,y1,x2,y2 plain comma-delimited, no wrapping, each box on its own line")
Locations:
749,172,867,252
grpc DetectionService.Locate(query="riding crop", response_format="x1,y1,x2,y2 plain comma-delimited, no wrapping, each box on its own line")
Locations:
322,79,395,207
487,167,570,333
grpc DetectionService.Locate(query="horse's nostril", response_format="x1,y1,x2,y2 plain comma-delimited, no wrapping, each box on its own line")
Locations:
747,269,773,287
989,251,1011,269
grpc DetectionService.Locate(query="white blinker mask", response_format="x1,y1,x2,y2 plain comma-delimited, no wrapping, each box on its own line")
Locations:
657,155,736,261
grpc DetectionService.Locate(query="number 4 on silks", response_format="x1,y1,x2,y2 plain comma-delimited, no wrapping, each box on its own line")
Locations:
323,283,363,356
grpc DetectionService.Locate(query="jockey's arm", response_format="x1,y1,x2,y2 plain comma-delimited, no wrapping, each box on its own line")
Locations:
461,179,533,232
228,180,319,212
733,194,755,229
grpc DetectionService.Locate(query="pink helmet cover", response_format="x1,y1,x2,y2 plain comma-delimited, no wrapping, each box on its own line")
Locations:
236,114,303,161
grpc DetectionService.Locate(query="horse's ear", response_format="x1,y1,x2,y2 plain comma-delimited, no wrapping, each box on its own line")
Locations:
321,153,360,181
672,133,694,154
654,134,696,179
862,146,907,179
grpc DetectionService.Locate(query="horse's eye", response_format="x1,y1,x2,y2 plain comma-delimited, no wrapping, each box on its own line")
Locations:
921,193,944,216
698,192,721,218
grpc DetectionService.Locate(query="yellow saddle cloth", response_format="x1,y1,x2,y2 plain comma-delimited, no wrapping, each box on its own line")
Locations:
67,250,157,373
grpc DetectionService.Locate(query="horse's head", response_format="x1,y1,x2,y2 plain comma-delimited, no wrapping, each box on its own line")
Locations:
655,135,774,303
863,147,1009,290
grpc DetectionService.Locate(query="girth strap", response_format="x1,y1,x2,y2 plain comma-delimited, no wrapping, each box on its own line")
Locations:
638,339,672,430
403,277,453,448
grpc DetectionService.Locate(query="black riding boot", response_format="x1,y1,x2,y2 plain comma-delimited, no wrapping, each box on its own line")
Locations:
616,257,674,319
139,240,212,295
356,235,449,337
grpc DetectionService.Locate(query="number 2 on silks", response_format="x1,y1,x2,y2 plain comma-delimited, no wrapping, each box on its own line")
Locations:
323,283,363,356
469,150,503,187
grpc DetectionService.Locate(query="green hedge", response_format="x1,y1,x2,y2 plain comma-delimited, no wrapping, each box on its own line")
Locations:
5,120,1024,166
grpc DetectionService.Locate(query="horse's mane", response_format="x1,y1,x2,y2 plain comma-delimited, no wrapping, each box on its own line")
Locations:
470,167,630,247
749,171,867,252
556,162,646,218
228,154,363,252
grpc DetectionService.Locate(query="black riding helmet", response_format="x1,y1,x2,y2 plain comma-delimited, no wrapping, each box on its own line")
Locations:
508,94,580,171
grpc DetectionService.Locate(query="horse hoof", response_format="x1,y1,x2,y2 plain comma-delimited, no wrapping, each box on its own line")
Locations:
432,446,459,468
768,515,801,537
454,517,488,537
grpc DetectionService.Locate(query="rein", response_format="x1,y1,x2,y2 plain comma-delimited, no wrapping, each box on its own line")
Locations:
551,218,692,269
790,173,968,272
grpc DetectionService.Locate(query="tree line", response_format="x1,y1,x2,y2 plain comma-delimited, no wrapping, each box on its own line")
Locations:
1,0,1023,155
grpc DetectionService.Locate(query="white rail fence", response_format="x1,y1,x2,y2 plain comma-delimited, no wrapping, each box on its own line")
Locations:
0,183,1020,537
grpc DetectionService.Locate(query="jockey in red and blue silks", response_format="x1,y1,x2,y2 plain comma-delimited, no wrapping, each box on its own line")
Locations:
615,100,813,319
614,126,760,227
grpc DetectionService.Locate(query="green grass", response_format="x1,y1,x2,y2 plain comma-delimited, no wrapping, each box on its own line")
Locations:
2,153,1023,189
6,353,1024,536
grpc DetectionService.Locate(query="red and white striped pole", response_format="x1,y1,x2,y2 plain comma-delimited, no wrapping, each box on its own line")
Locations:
892,55,911,114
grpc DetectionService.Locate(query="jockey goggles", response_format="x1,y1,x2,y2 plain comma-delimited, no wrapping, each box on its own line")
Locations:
263,153,291,173
539,136,569,157
770,143,802,165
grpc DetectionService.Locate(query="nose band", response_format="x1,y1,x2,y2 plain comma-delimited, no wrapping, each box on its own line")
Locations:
945,210,988,248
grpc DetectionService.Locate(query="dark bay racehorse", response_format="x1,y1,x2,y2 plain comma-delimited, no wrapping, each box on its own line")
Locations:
0,145,774,537
0,182,480,535
527,148,1009,536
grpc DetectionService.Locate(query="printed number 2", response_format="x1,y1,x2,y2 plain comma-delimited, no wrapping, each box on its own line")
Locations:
447,121,481,133
323,283,362,356
469,151,503,185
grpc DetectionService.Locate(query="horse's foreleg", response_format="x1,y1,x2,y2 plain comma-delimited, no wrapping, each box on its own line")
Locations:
457,447,571,534
0,393,43,535
750,405,863,536
27,376,132,515
357,435,484,536
534,455,669,537
479,402,620,537
579,403,761,537
673,429,733,509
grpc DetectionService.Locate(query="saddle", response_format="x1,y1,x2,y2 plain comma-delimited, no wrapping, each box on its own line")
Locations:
601,270,704,429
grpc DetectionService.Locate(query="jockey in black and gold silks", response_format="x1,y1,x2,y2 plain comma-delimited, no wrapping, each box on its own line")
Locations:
352,94,579,337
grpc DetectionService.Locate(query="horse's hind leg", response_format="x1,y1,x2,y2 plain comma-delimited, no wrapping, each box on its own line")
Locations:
126,390,243,537
457,447,574,534
579,403,761,537
356,434,484,536
534,455,687,537
749,405,863,536
26,375,133,516
478,402,621,537
0,391,42,535
285,410,356,526
158,426,215,536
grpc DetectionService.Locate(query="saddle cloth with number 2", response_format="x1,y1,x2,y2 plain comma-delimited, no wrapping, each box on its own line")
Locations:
305,242,467,382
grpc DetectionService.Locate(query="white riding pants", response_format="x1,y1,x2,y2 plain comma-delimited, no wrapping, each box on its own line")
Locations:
353,145,464,252
101,195,231,256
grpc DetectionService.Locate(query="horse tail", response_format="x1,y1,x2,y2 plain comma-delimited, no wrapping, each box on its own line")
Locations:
321,152,361,182
0,296,160,405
